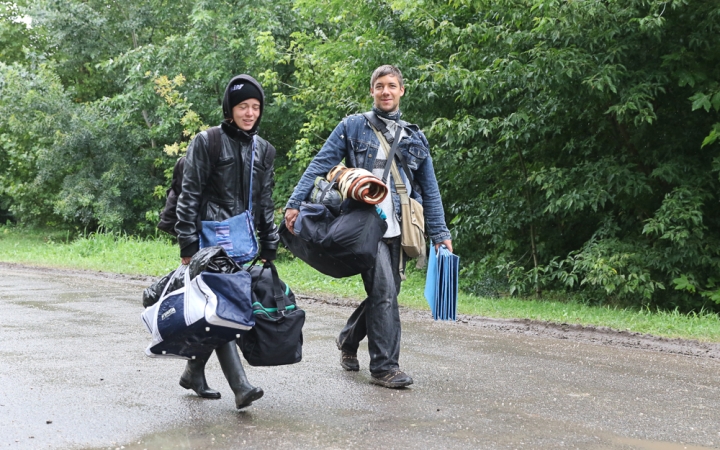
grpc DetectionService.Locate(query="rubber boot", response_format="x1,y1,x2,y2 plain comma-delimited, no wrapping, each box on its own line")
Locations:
179,355,221,399
215,341,264,409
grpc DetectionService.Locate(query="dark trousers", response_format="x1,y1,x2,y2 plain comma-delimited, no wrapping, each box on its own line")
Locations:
337,237,403,374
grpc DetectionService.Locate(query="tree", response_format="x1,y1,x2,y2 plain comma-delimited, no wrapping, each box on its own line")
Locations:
3,0,720,310
284,0,720,310
2,0,304,231
395,0,720,309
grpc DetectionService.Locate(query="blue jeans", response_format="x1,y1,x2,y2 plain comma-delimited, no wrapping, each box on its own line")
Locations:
337,237,404,375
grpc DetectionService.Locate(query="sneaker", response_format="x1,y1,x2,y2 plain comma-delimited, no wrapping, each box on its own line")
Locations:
370,369,414,388
340,352,360,371
335,336,359,371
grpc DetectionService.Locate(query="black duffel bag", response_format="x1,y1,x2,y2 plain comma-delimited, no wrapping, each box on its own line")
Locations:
279,198,388,278
238,260,305,366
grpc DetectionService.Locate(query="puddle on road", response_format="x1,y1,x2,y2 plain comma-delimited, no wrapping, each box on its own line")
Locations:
613,436,716,450
83,410,720,450
83,414,301,450
91,427,720,450
12,300,68,312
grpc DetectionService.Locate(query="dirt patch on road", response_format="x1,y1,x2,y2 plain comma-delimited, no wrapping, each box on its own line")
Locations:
459,316,720,360
0,261,158,286
4,262,719,361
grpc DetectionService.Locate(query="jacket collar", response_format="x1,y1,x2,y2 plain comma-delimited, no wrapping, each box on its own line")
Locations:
221,121,254,142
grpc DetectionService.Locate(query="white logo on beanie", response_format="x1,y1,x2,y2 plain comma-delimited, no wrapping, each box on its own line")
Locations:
230,84,244,92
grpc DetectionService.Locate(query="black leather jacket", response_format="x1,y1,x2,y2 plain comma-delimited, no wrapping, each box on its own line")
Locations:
175,122,280,259
177,74,279,259
176,75,278,260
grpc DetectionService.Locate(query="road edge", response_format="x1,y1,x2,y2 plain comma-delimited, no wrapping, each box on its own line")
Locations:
2,261,719,360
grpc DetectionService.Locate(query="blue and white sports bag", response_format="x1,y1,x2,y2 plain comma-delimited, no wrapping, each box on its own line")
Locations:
141,264,254,359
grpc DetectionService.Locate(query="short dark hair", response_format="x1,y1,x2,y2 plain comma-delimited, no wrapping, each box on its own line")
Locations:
370,65,404,88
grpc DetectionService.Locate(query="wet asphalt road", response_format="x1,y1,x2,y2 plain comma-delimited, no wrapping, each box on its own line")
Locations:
1,266,719,450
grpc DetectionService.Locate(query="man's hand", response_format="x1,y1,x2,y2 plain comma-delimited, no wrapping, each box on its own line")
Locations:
181,256,192,265
434,239,453,254
284,208,299,235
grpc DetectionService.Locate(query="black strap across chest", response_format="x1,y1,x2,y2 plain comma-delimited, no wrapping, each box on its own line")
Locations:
362,111,415,187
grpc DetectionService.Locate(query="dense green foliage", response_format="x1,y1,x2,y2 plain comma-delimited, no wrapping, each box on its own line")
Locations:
1,0,719,311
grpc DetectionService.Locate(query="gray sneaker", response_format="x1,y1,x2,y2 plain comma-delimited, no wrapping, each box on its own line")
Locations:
340,352,360,371
370,369,413,388
335,337,360,372
335,336,359,371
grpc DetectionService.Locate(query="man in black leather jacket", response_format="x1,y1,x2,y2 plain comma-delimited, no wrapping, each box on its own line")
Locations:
174,74,279,409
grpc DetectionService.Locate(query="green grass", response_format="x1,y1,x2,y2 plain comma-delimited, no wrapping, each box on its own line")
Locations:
2,225,719,342
0,227,179,275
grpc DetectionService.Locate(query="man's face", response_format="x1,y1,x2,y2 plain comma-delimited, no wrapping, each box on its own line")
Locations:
371,75,405,113
232,98,261,131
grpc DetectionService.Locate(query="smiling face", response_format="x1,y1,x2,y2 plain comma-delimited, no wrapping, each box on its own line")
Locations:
371,74,405,113
231,98,261,131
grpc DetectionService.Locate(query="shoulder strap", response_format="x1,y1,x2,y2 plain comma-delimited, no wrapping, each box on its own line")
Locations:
362,111,409,140
206,126,222,166
382,127,403,184
171,156,185,194
263,140,276,166
389,161,408,194
247,136,255,211
365,112,414,185
363,111,395,144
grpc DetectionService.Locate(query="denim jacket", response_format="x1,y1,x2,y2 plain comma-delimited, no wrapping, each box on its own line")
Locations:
285,113,451,244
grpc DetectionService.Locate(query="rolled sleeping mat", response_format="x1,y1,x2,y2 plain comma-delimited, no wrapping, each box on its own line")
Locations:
327,164,388,205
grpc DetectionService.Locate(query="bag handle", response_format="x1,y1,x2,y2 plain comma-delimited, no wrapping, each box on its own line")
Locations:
247,256,264,292
246,258,289,313
267,261,288,313
183,263,192,288
317,169,343,204
159,263,186,299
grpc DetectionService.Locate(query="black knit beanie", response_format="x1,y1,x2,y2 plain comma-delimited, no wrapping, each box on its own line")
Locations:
228,82,262,110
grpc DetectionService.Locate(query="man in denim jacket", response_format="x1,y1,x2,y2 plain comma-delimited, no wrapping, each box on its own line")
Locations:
284,65,453,388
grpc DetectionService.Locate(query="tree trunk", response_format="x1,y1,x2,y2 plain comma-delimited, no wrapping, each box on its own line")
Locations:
516,146,541,298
